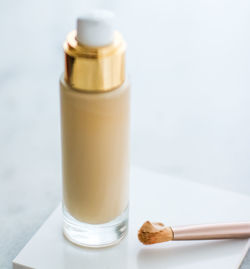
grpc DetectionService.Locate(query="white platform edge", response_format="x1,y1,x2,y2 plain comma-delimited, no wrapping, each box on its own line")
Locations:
238,240,250,268
12,205,250,269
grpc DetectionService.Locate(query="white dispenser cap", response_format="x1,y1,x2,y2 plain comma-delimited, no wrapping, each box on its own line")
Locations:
77,10,115,47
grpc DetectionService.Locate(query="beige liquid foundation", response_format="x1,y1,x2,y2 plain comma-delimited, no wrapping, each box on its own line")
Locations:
60,10,130,247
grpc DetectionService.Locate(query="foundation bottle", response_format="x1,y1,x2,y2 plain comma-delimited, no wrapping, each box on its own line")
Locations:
60,10,130,247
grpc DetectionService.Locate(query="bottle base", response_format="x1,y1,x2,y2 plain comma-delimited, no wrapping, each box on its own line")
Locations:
63,206,128,248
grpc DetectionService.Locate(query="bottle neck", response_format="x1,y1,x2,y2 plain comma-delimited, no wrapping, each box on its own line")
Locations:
64,30,126,92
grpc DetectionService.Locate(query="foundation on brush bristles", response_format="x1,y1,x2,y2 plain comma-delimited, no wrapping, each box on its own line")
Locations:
138,221,174,245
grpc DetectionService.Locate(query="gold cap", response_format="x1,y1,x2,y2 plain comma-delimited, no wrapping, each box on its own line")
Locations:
64,30,126,92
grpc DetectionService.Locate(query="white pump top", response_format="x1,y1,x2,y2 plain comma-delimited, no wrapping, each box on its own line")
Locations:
76,10,115,47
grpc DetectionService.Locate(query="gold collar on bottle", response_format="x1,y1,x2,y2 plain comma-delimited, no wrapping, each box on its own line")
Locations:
64,30,126,92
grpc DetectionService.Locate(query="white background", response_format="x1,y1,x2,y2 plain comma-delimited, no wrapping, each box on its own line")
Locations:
0,0,250,268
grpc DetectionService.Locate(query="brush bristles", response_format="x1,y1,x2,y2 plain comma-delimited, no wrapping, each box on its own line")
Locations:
138,221,173,245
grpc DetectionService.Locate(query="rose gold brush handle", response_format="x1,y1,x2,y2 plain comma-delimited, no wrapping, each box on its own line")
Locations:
172,222,250,240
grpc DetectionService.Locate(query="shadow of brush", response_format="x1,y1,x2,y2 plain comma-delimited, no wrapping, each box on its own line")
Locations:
137,239,247,268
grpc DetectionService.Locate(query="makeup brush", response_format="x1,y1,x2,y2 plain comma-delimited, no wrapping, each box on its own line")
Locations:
138,221,250,245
